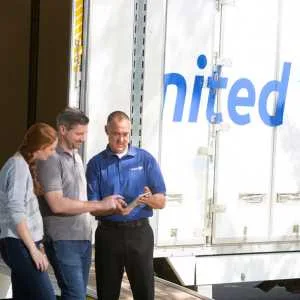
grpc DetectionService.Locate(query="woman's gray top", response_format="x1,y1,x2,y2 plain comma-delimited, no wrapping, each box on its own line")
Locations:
0,153,43,241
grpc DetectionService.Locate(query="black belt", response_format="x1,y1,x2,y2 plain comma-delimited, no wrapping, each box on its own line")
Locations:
100,218,148,228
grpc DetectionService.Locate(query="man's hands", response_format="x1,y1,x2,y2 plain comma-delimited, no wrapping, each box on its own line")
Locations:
117,187,152,215
136,186,152,205
136,186,166,209
93,195,127,216
101,195,126,210
94,186,165,216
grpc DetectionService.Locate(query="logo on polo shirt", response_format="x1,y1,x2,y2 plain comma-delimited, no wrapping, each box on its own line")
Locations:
130,166,143,171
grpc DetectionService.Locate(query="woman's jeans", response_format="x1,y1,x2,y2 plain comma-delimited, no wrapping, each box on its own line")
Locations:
0,237,56,300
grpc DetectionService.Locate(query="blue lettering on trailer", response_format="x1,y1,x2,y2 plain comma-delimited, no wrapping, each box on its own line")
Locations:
163,54,291,126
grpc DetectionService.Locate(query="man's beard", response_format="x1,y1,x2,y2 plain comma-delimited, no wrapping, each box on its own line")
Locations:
65,138,80,150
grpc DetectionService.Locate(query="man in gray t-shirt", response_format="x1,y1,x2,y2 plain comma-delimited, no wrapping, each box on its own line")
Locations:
37,108,125,300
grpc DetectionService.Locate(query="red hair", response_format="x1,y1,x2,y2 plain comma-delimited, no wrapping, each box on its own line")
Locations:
19,123,57,195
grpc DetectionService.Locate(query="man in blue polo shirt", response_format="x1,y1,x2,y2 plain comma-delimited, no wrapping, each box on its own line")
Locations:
86,111,166,300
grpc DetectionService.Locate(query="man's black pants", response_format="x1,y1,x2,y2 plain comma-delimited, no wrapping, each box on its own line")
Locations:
94,218,154,300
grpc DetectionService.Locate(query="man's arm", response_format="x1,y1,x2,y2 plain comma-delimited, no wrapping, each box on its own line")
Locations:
43,190,121,215
90,198,127,216
137,154,167,209
136,186,166,209
140,193,166,209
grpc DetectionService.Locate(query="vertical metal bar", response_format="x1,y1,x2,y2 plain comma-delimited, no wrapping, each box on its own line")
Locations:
80,0,91,164
131,0,148,147
206,2,224,245
79,0,90,115
73,0,84,88
27,0,40,127
154,0,168,246
268,0,282,240
158,0,168,164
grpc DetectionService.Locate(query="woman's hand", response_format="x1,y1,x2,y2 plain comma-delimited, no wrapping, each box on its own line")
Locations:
15,219,50,272
29,247,49,272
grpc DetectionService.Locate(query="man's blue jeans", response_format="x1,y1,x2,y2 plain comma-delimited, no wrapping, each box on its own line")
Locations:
45,239,92,300
0,237,56,300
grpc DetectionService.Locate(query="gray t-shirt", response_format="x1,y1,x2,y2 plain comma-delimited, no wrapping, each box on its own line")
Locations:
37,146,92,241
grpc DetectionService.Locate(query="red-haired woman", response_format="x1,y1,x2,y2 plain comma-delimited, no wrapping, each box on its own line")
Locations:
0,123,57,300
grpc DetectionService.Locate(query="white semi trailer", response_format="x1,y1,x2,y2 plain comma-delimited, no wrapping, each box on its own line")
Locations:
1,0,300,299
74,0,300,297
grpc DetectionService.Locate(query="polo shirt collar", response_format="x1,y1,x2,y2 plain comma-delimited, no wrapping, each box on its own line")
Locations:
105,144,136,158
56,145,77,157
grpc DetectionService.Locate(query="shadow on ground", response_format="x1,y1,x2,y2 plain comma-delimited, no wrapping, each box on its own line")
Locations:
213,279,300,300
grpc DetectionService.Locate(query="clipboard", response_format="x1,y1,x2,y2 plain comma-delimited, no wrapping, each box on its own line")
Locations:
127,192,151,209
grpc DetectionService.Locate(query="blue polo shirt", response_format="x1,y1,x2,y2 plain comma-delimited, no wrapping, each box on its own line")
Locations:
86,145,166,221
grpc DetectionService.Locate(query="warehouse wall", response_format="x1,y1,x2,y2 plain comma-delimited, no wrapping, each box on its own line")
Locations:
0,0,73,167
0,1,31,166
36,0,72,125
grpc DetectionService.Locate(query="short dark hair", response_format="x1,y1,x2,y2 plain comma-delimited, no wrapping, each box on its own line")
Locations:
56,107,89,129
107,111,130,125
